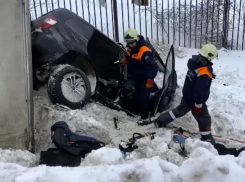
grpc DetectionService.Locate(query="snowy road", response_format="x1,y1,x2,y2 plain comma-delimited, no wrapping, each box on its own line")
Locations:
1,46,245,182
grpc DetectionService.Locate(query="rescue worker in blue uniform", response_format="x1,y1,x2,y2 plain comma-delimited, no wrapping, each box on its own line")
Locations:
153,44,218,144
120,28,158,123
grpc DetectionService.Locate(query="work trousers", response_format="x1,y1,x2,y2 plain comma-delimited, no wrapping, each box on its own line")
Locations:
155,98,211,132
134,79,151,120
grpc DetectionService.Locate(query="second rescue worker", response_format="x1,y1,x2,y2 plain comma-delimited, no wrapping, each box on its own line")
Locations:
153,44,218,144
120,28,158,123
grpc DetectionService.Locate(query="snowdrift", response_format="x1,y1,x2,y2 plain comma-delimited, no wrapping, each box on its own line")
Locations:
1,147,245,182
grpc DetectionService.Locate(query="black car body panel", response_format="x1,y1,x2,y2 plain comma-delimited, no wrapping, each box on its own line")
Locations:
31,8,177,117
87,30,124,80
32,9,125,80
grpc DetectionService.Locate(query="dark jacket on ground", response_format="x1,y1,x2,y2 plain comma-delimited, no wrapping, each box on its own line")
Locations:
126,36,158,80
182,55,214,105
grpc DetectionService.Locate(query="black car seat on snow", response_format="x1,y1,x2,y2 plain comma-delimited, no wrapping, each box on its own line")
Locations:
51,121,105,156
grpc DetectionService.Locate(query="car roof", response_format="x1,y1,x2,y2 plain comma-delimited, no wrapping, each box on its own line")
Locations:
33,8,127,58
45,8,79,20
34,8,79,22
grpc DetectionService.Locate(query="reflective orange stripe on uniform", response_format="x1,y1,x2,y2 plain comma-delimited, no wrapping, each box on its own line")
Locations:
195,67,212,79
127,46,150,60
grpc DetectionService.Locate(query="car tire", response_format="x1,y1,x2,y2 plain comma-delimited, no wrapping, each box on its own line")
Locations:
47,65,91,109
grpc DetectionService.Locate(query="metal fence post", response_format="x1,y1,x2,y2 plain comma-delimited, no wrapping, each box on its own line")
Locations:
222,0,229,48
112,0,119,42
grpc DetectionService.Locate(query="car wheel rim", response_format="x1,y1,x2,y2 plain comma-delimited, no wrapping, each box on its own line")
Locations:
61,72,86,103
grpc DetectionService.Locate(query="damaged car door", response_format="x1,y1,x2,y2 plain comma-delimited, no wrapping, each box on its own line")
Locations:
148,44,177,117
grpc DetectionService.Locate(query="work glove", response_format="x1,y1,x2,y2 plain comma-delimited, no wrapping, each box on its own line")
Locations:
119,52,127,65
145,79,154,89
119,58,127,65
192,103,203,114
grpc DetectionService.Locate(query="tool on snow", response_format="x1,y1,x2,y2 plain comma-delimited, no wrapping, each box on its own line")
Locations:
129,132,156,142
137,112,156,126
172,133,187,157
119,132,156,156
162,126,188,157
113,117,119,130
137,120,152,126
137,118,153,126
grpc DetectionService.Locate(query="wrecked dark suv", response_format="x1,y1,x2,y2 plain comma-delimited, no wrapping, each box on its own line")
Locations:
31,8,177,117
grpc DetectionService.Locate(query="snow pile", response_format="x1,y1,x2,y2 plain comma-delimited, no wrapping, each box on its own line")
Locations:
150,41,188,61
1,147,245,182
184,138,218,155
130,137,184,165
0,149,37,167
235,151,245,168
0,162,27,182
0,156,179,182
124,130,185,166
81,148,124,166
179,148,245,182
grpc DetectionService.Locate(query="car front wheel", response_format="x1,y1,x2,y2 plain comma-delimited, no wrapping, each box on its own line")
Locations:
47,65,91,109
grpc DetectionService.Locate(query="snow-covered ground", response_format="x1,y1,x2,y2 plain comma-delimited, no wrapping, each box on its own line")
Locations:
1,45,245,182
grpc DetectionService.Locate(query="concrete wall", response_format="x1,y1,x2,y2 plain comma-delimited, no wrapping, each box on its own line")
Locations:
0,0,33,150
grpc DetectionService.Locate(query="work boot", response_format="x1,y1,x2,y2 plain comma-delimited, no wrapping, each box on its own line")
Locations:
237,147,245,156
200,133,215,145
